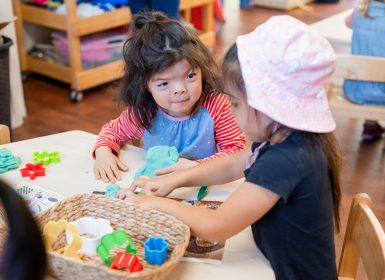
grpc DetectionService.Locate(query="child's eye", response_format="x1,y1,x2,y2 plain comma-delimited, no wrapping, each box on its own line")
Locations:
231,102,238,108
157,82,168,88
187,73,196,79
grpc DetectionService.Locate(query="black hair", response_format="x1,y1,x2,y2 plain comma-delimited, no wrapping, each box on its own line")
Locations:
120,11,222,132
0,179,47,280
221,43,342,232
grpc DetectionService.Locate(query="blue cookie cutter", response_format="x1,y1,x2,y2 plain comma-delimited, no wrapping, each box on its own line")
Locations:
144,236,168,265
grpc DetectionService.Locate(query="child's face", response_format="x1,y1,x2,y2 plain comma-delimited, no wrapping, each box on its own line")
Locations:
147,59,202,117
228,89,273,143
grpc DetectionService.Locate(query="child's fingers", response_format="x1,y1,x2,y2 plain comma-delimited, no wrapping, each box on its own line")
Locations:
111,165,121,181
99,169,110,183
105,167,117,183
116,189,127,200
155,166,174,176
129,176,149,192
117,160,129,172
93,167,101,180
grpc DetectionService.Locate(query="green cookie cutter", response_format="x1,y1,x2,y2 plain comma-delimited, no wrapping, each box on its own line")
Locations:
32,151,61,165
97,230,137,266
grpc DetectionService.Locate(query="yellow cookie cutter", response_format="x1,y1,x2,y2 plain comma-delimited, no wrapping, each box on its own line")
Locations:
43,219,84,260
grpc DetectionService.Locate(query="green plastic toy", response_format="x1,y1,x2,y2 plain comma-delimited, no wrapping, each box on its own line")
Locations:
97,230,137,266
32,151,60,165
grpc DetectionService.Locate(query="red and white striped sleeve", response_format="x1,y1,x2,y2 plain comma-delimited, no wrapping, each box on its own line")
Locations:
93,108,145,157
197,93,246,163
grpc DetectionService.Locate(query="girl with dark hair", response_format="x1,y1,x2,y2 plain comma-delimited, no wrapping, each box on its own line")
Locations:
0,179,47,280
118,16,342,280
93,12,246,183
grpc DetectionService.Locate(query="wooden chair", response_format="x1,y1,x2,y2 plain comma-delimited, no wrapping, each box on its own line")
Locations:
327,54,385,121
338,193,385,280
0,124,10,145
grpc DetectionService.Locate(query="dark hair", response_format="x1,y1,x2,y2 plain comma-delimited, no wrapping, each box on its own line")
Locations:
120,11,222,131
0,179,47,280
222,43,342,233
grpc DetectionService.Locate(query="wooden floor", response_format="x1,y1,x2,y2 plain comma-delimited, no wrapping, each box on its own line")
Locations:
12,0,384,278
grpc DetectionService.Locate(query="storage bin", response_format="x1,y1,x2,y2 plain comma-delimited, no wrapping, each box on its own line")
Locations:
52,31,127,69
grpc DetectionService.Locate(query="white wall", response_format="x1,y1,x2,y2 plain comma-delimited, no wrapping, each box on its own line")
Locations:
0,0,26,128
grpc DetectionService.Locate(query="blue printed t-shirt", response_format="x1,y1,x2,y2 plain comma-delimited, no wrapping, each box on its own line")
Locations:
143,106,217,160
343,1,385,105
244,132,337,280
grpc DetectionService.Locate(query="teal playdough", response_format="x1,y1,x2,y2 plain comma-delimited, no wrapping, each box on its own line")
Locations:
105,184,121,198
134,146,179,179
0,148,21,174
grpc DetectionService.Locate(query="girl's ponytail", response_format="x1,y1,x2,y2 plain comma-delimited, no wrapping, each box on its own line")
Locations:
0,180,47,280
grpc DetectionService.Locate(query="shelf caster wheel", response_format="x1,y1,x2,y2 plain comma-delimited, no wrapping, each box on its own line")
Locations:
22,71,31,82
70,90,84,102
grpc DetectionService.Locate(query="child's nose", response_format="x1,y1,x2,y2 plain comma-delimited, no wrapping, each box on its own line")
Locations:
174,82,186,95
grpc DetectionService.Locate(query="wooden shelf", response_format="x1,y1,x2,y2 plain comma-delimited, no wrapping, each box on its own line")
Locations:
27,55,71,83
13,0,215,99
26,56,125,91
21,4,67,31
20,4,131,36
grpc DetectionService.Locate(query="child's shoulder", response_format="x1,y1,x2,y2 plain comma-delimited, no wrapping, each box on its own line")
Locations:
202,91,230,108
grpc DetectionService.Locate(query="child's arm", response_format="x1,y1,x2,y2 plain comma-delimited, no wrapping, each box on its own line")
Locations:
120,181,280,243
125,146,250,197
93,108,144,157
93,108,144,182
198,94,246,163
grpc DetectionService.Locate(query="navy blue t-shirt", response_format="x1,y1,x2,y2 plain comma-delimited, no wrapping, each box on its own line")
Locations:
244,132,337,280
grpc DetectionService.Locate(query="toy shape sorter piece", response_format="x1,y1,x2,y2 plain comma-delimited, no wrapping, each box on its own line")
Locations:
144,236,168,265
0,148,21,174
97,230,137,266
32,151,60,165
20,163,46,180
43,219,84,260
110,252,143,272
105,184,121,198
65,217,113,257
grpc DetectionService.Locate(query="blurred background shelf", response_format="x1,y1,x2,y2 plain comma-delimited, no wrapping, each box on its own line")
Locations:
12,0,215,102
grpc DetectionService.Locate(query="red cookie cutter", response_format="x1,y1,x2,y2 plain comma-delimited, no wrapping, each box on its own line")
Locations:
20,163,46,180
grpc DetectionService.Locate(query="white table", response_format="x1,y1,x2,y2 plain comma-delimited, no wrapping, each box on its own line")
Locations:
0,130,275,280
310,9,353,46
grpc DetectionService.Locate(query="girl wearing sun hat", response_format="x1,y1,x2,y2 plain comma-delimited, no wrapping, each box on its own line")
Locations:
118,15,342,280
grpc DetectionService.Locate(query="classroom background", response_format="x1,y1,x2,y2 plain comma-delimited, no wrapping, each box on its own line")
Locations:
0,0,384,279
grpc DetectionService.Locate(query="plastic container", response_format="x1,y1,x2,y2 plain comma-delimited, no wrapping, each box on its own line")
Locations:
0,36,13,132
51,31,127,69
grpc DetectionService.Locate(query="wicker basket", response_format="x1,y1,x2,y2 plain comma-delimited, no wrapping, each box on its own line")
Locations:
2,194,190,280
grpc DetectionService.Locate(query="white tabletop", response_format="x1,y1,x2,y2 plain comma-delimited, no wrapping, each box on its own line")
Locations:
0,130,274,280
310,9,353,46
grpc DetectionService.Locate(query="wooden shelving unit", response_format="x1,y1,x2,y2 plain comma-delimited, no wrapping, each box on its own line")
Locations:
12,0,215,101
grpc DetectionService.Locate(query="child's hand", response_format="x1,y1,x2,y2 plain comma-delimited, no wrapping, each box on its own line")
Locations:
116,188,156,208
128,175,177,197
94,146,128,183
155,158,198,176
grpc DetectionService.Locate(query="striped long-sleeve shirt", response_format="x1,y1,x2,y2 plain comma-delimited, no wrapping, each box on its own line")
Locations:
94,93,246,162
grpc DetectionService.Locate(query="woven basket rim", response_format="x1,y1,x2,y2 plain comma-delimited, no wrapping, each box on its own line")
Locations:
38,193,191,279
